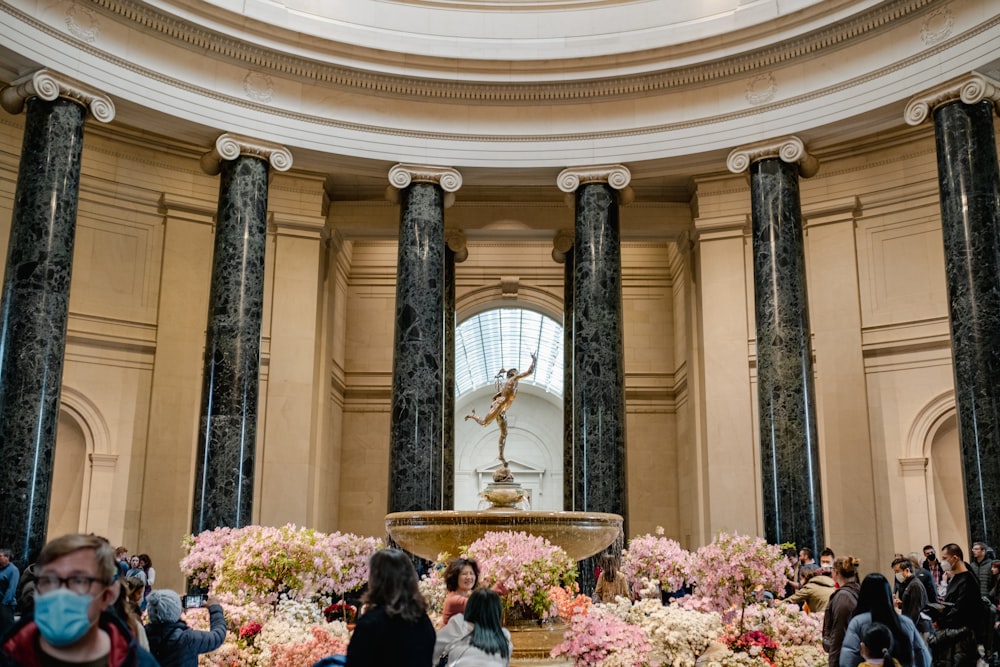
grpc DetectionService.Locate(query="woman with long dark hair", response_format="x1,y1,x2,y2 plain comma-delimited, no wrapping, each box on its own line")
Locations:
592,552,631,603
838,573,930,667
345,549,435,667
441,557,480,626
433,588,512,667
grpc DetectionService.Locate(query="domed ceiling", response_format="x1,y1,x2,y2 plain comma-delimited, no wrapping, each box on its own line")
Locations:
1,0,999,196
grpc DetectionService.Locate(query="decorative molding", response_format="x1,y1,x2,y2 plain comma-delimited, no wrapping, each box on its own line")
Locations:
387,163,463,193
66,2,100,43
726,135,819,178
0,69,115,122
898,457,928,474
556,164,631,192
74,0,938,103
243,71,274,103
199,133,293,175
920,6,954,45
745,72,776,106
88,452,119,470
903,71,1000,126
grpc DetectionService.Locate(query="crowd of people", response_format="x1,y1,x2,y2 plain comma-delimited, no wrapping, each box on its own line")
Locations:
0,535,226,667
782,542,1000,667
2,534,999,667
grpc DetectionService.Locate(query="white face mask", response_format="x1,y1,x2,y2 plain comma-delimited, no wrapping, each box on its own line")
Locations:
895,572,906,583
940,558,953,573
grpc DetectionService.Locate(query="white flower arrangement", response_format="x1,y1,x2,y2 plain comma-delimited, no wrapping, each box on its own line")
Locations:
625,598,723,667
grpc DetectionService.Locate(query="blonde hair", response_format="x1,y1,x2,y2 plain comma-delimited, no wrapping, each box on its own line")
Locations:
38,534,116,584
833,555,861,580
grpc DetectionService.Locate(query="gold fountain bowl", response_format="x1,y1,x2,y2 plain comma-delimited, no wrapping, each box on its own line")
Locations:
384,509,623,562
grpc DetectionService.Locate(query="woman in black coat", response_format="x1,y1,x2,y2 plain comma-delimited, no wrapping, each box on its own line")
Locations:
346,549,435,667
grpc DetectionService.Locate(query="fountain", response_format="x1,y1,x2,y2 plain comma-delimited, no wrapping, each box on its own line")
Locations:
385,352,624,661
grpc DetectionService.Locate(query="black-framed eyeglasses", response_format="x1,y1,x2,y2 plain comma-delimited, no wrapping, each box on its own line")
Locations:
36,574,107,595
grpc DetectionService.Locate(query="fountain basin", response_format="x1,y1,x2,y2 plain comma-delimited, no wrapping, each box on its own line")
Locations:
385,509,623,562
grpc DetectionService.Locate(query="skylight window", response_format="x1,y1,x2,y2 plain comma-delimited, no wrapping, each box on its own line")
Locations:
455,308,563,398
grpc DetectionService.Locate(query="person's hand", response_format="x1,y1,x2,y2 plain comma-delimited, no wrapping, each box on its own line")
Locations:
205,596,222,608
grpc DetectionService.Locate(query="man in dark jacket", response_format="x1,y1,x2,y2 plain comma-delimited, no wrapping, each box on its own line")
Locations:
145,590,226,667
969,542,996,598
929,543,982,667
892,556,931,633
0,534,159,667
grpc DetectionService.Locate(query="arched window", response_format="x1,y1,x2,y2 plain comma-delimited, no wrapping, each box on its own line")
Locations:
454,307,564,510
455,308,563,398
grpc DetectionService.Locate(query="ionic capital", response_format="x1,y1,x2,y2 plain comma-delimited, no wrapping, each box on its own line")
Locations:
557,164,632,194
726,136,818,178
445,229,468,263
387,164,463,193
0,69,115,122
551,229,574,263
904,72,1000,126
200,133,293,175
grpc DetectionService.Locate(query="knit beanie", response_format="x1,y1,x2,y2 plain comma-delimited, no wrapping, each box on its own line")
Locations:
146,589,183,624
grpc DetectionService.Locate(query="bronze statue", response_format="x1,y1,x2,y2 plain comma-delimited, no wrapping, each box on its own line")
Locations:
465,352,537,482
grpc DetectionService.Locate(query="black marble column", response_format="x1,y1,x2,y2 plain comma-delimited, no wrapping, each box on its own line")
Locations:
932,99,1000,546
570,183,628,522
191,154,270,534
0,97,87,567
388,183,447,513
443,231,467,510
748,157,823,554
553,232,575,511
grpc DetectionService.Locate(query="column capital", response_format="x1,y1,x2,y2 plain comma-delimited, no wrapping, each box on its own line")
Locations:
200,133,293,175
726,136,818,178
387,163,463,192
445,229,468,263
551,229,574,263
556,164,632,193
0,69,115,122
904,72,1000,126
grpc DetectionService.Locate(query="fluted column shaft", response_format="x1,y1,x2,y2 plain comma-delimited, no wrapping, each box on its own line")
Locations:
728,138,823,553
0,71,114,566
553,231,575,511
387,164,462,513
443,230,467,510
191,134,292,533
906,74,1000,545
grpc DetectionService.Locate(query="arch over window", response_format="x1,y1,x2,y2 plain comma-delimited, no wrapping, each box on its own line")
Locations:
455,308,563,398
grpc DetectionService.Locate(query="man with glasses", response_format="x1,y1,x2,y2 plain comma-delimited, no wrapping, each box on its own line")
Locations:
0,533,159,666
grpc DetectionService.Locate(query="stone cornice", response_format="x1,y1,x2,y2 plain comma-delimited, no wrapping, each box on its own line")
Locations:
199,133,294,175
726,136,819,178
74,0,937,102
903,72,1000,125
0,69,115,122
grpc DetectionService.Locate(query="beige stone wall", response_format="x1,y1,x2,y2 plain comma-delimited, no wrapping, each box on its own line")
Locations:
0,112,982,588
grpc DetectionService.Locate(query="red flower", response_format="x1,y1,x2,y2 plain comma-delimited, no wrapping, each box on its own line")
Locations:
238,621,262,639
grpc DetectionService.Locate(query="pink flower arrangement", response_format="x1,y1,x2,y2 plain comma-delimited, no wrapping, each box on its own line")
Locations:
463,530,577,619
622,526,690,595
684,532,790,622
549,584,592,620
726,630,778,662
180,524,382,606
268,626,349,667
551,605,651,666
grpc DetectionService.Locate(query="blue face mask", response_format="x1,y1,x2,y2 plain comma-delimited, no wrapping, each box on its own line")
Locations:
34,588,95,647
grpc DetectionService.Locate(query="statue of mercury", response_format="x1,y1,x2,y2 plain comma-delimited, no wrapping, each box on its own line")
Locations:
465,351,537,482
